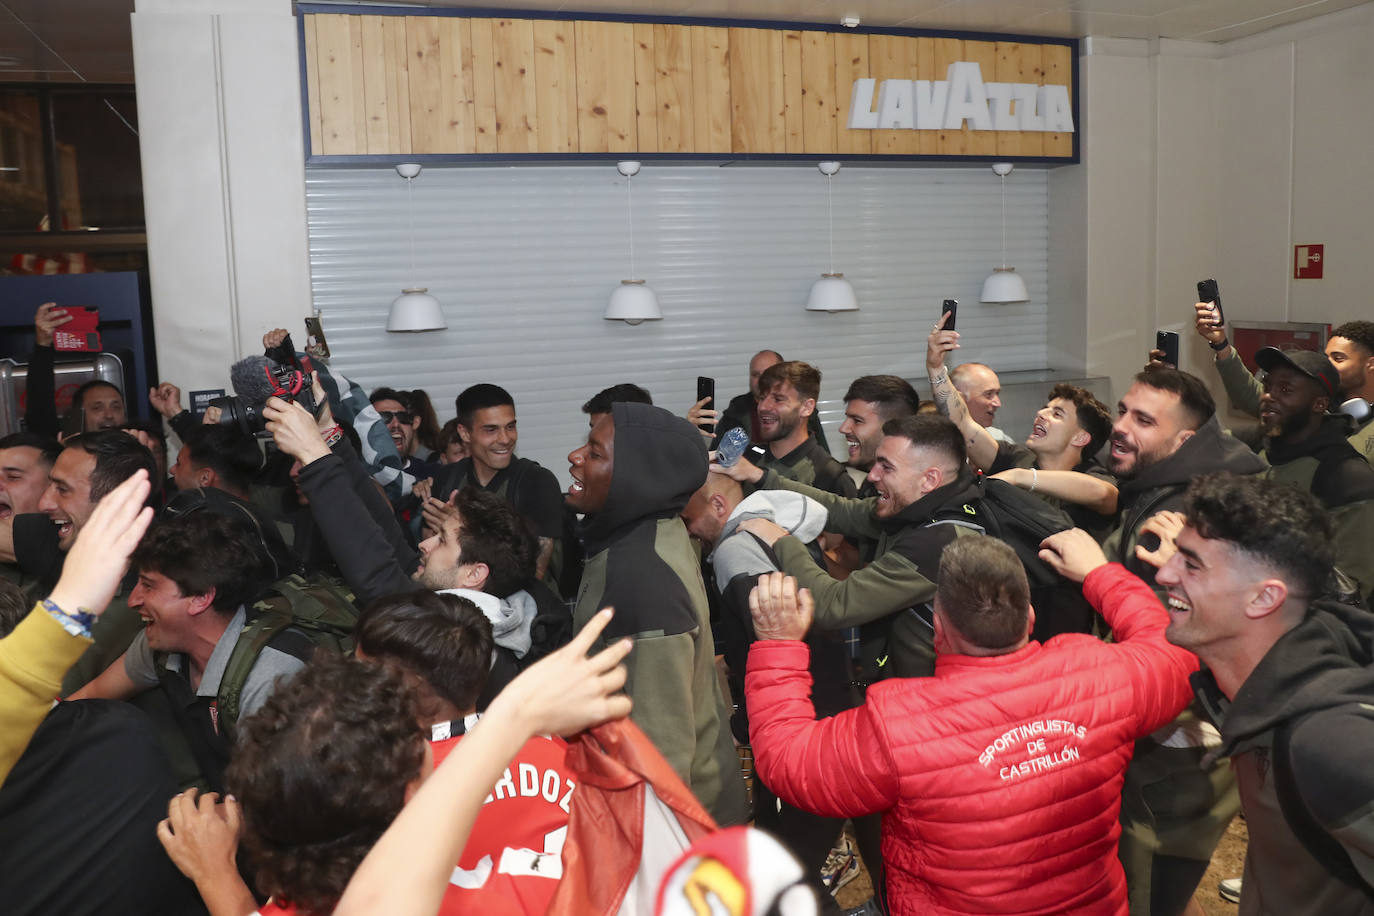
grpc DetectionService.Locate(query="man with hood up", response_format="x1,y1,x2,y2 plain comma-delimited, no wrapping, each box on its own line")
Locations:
1159,473,1374,915
1100,366,1268,916
566,402,747,826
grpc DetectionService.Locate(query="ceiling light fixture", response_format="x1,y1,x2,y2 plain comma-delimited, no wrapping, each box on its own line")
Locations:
605,161,662,325
386,163,447,333
806,161,858,313
979,162,1030,304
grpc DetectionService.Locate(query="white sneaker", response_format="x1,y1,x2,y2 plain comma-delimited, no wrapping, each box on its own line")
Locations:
1219,877,1242,903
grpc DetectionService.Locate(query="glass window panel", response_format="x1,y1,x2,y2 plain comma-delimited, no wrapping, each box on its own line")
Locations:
0,91,49,232
50,92,143,231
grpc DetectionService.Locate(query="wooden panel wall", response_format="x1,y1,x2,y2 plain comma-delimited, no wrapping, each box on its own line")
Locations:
303,12,1076,159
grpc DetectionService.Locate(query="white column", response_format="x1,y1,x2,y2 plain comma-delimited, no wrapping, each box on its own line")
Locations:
132,0,311,399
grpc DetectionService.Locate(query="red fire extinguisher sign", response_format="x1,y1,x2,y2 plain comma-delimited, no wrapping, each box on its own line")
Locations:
1295,244,1324,279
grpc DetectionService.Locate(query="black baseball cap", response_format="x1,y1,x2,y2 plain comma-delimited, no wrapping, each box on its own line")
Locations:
1255,347,1341,400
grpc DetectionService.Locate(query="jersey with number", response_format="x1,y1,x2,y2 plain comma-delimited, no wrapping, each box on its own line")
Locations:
432,716,576,916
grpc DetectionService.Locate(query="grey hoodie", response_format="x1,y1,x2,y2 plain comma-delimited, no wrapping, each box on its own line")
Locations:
439,587,538,658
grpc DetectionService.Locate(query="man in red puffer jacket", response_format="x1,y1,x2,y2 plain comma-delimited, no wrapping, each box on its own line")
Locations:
746,532,1197,916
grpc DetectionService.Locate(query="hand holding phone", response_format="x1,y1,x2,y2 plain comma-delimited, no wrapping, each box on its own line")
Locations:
695,376,716,435
1156,331,1180,368
941,299,958,332
1196,279,1223,328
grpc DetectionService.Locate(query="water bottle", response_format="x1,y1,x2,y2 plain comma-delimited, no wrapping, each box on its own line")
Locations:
716,427,750,468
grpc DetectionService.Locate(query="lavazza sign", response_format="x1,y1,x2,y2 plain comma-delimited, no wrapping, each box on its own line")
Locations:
847,62,1075,133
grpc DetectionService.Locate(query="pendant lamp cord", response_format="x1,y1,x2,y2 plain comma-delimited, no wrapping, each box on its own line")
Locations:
406,176,416,284
626,173,636,280
827,172,835,275
999,172,1007,270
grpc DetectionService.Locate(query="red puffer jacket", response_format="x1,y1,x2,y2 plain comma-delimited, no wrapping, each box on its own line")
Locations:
746,563,1196,916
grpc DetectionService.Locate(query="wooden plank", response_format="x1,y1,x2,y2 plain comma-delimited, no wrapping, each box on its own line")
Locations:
833,32,870,155
385,17,412,155
996,42,1044,157
633,23,658,153
493,18,537,153
799,30,836,154
868,34,918,155
360,17,388,153
1042,43,1073,157
915,36,939,155
407,16,468,154
691,26,731,153
963,39,998,156
932,38,965,156
469,18,499,154
451,18,477,154
313,14,366,155
534,19,577,153
303,14,323,155
782,30,804,153
575,21,637,153
653,23,692,152
729,28,784,153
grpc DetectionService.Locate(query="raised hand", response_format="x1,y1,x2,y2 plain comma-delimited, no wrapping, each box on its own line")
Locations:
35,302,72,348
46,470,154,617
749,572,814,641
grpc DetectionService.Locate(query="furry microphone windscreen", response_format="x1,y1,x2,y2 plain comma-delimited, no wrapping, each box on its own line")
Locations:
229,355,283,408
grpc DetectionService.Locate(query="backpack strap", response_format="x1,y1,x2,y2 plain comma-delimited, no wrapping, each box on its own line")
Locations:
1272,713,1374,900
216,612,295,743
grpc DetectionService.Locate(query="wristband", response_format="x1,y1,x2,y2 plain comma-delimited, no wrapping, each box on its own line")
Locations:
1209,337,1231,353
322,425,344,448
1029,467,1038,493
41,598,97,639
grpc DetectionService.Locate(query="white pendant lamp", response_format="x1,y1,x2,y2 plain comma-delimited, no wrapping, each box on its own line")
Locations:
605,161,662,325
980,162,1030,304
387,163,448,332
806,161,858,312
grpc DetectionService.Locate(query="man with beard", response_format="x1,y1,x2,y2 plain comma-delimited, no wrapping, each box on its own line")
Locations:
1197,309,1374,459
838,375,919,497
750,361,855,497
1249,348,1374,601
713,415,982,681
692,349,828,452
263,395,566,690
566,402,747,825
1100,366,1266,916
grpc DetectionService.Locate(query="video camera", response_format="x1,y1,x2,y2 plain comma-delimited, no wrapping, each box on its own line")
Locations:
209,333,320,438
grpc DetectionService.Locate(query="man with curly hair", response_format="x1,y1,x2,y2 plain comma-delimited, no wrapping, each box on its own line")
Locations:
1159,473,1374,914
229,655,430,916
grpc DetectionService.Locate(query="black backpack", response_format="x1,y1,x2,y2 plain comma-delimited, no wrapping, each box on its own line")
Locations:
1271,680,1374,900
930,475,1096,641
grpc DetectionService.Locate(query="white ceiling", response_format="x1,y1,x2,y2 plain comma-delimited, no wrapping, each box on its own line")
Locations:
1,0,1369,82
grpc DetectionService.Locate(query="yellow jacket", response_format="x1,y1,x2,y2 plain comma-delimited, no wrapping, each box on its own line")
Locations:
0,606,90,785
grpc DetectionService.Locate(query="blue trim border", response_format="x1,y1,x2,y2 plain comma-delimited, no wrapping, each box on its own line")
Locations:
296,4,1080,166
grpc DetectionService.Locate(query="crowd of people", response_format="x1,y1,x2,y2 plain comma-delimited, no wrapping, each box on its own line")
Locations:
1,299,1373,916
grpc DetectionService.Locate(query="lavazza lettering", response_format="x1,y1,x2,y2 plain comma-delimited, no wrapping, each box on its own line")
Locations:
848,61,1074,133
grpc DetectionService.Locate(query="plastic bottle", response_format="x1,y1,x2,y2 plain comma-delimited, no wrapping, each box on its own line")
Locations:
716,427,750,468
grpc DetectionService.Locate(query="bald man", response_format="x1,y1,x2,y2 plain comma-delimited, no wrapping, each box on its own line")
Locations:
680,473,852,908
949,362,1014,445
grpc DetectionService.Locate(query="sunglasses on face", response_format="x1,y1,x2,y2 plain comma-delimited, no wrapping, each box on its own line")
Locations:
378,411,414,424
